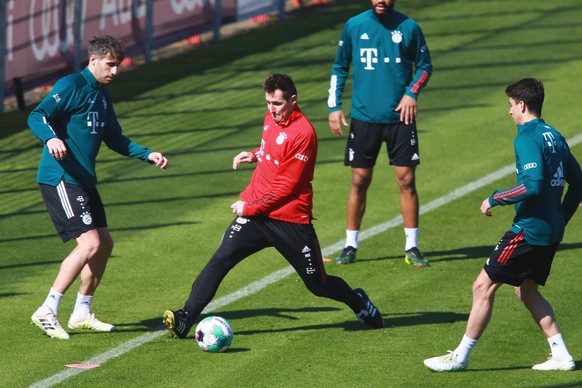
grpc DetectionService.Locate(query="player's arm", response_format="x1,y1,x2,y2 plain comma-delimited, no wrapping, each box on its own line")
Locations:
486,136,543,210
231,147,260,215
231,200,246,216
102,107,168,171
399,24,432,124
100,95,161,162
103,117,151,159
395,95,417,126
233,150,258,170
562,151,582,224
489,179,542,205
482,179,542,216
242,131,315,217
148,152,169,171
28,78,72,159
404,23,432,100
328,23,352,136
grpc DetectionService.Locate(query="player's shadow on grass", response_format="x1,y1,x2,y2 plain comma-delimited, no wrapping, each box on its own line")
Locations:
171,308,467,335
466,364,582,375
112,307,343,334
429,242,582,263
359,245,491,264
361,242,582,264
72,317,167,336
210,306,342,327
0,221,199,243
0,292,29,298
506,378,582,386
0,259,61,271
385,311,468,329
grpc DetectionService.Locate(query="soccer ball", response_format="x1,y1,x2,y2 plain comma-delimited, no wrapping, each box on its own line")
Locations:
194,316,234,353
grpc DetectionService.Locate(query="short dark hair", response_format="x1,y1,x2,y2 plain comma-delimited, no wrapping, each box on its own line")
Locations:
263,73,297,101
505,78,544,117
88,35,125,62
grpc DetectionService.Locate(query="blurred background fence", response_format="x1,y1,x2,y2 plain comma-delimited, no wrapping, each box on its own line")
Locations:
0,0,324,114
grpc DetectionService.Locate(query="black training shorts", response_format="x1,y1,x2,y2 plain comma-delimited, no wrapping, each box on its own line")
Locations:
344,118,420,168
39,180,107,242
484,230,558,287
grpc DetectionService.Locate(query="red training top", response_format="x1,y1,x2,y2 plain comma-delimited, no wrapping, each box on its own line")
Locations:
240,106,316,224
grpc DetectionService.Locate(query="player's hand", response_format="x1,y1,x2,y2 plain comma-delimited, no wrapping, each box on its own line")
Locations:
233,151,256,170
46,138,67,160
231,200,246,216
148,152,168,171
395,95,417,125
480,198,492,216
328,110,348,136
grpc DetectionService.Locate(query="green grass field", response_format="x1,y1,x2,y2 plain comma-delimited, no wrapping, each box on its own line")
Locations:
2,0,582,386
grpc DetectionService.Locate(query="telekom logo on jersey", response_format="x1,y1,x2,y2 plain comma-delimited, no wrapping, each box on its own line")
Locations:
12,0,211,61
359,48,402,70
87,112,103,135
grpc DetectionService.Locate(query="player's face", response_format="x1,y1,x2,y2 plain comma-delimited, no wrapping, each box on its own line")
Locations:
371,0,394,16
266,89,297,123
508,97,525,126
89,53,121,85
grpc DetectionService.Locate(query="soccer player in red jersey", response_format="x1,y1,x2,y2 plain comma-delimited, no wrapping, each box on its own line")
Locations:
163,74,383,338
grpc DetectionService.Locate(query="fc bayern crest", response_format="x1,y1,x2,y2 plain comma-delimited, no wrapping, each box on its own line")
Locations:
276,132,287,145
81,212,92,225
391,30,403,44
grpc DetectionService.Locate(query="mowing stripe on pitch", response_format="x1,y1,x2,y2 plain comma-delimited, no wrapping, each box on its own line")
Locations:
31,134,582,387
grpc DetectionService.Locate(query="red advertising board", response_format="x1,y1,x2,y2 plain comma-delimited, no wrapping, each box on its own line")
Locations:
4,0,235,90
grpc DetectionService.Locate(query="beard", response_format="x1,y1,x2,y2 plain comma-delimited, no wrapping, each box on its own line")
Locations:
373,2,395,20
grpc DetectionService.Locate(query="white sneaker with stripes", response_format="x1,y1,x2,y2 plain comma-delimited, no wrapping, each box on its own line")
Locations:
68,313,115,332
31,310,70,340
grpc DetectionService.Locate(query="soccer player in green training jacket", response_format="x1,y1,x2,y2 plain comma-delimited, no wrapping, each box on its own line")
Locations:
327,0,432,267
28,35,169,340
424,78,582,372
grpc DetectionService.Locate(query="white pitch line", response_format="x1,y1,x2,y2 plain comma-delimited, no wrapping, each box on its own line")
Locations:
31,134,582,388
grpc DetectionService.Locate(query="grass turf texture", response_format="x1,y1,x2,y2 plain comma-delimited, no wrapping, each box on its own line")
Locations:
1,0,582,386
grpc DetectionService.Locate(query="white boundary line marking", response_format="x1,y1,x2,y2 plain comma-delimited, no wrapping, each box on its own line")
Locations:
31,134,582,387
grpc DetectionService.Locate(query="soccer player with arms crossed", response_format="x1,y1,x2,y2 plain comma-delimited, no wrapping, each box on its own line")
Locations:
424,78,582,372
163,74,383,338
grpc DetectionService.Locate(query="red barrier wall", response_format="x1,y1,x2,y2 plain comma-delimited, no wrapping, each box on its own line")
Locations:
4,0,236,90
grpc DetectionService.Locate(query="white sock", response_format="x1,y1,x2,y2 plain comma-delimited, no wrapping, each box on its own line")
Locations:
346,230,359,249
453,335,478,364
71,293,93,319
39,288,64,316
404,228,418,251
547,333,572,360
